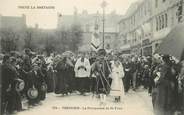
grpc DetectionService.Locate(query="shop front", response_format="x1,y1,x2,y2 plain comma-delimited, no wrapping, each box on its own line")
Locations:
142,39,152,56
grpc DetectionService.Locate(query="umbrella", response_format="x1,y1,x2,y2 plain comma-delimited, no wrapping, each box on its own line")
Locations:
156,23,184,61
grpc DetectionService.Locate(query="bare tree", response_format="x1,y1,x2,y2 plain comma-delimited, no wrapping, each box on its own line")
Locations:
0,28,19,53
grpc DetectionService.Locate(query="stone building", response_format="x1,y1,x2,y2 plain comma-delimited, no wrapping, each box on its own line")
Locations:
151,0,184,55
0,14,26,31
57,10,122,52
118,0,184,56
0,14,27,52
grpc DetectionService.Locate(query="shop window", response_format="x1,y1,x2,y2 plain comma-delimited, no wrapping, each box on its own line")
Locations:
178,1,183,22
162,15,165,29
165,13,168,27
156,18,159,31
159,16,162,30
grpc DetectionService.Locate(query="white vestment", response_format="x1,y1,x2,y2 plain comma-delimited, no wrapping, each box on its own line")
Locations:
74,58,91,78
110,61,125,99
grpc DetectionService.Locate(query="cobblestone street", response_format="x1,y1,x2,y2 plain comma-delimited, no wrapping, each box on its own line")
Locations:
17,89,154,115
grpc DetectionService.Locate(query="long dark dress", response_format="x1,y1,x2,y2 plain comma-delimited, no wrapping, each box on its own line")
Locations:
22,54,32,101
153,63,176,115
47,68,54,92
66,65,75,93
35,68,46,101
39,62,47,100
26,70,37,105
55,60,70,94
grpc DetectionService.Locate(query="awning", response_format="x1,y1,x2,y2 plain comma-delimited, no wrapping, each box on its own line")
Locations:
142,22,151,35
156,24,184,61
153,27,171,41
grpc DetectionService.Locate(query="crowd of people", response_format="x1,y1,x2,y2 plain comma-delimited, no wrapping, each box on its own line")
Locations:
0,48,184,115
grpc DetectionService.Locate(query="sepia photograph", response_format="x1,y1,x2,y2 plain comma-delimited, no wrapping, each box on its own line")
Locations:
0,0,184,115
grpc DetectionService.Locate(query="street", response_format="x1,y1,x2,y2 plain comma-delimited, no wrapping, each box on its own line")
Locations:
17,88,154,115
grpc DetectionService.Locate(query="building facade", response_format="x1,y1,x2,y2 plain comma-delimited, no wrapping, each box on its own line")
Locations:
57,10,121,52
0,14,27,52
118,0,184,56
151,0,184,55
0,14,26,31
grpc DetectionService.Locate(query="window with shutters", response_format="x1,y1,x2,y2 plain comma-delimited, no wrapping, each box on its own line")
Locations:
162,15,165,29
156,18,159,31
159,16,162,30
165,13,168,27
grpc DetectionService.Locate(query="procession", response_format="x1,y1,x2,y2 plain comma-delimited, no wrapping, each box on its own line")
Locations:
0,44,184,115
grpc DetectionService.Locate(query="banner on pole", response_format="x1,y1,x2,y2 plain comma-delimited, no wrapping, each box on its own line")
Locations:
91,31,102,52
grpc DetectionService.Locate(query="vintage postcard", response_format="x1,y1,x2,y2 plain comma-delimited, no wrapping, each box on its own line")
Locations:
0,0,184,115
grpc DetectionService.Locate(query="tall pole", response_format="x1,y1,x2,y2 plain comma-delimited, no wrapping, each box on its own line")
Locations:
101,1,107,49
102,7,105,49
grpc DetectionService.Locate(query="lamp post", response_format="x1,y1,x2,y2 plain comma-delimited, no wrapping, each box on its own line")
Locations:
101,1,107,49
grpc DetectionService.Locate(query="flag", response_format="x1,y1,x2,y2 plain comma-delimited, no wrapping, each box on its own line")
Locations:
91,31,101,52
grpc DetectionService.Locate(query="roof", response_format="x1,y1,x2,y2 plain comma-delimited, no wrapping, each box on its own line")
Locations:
0,15,26,30
118,0,145,23
57,13,122,32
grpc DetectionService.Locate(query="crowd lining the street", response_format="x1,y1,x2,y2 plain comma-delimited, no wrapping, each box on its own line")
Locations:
0,48,184,115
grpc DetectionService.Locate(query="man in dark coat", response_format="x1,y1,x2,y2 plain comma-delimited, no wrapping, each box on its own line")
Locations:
1,55,11,114
123,58,132,93
1,55,22,114
91,49,111,105
89,52,97,94
131,57,139,90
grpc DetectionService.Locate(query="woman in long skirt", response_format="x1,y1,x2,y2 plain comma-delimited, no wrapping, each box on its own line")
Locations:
110,56,125,102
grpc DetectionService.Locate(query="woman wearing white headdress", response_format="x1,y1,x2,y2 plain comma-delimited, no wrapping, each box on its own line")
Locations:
110,55,125,102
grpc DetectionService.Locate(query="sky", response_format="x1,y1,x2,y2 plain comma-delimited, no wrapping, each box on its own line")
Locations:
0,0,138,29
